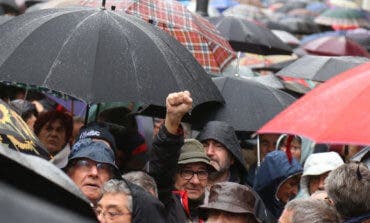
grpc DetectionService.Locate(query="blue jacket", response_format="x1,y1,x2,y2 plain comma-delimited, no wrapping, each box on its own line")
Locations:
253,151,303,220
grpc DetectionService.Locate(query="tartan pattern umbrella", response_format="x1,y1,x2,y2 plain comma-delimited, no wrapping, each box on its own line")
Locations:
81,0,236,74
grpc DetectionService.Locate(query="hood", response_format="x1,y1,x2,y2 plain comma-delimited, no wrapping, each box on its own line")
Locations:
197,121,247,171
300,152,344,197
253,150,302,218
125,179,166,223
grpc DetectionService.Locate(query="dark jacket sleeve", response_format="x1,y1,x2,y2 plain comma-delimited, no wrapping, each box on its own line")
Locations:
148,125,184,206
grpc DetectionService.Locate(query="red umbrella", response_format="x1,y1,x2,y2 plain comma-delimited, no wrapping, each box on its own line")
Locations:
80,0,236,74
302,36,370,57
258,62,370,146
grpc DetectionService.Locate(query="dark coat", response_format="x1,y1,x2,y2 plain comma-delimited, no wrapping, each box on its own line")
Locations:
148,126,192,223
127,179,167,223
196,121,248,184
253,150,303,220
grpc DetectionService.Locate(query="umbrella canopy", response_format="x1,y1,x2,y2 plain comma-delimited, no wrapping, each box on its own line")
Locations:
0,14,12,24
192,76,296,132
0,8,224,112
315,8,369,29
0,145,97,222
271,29,300,46
328,0,361,9
222,4,267,21
80,0,236,74
275,16,321,35
258,62,370,146
346,28,370,50
276,55,369,82
0,99,51,160
302,36,370,57
209,16,292,55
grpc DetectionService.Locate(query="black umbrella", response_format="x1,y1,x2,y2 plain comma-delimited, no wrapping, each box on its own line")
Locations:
192,76,296,132
351,147,370,169
0,145,97,222
268,16,320,35
0,7,224,114
209,16,292,55
0,14,12,24
276,55,369,82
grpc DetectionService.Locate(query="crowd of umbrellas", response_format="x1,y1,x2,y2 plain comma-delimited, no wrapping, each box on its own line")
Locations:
1,0,370,221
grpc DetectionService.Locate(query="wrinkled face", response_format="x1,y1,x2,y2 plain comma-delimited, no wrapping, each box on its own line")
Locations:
278,208,293,223
206,210,255,223
37,119,67,155
174,163,208,200
202,139,234,172
67,158,113,204
280,138,302,162
309,172,329,195
276,175,301,204
96,193,132,223
259,134,280,159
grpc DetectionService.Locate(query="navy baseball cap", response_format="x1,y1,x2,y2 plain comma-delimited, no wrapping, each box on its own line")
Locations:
77,122,117,152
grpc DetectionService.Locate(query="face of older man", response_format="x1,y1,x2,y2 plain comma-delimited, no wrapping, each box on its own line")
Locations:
202,139,234,173
174,162,209,200
67,158,114,204
96,193,132,223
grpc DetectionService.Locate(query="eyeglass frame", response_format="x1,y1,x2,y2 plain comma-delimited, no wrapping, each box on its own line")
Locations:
95,208,131,220
179,169,209,181
70,158,114,175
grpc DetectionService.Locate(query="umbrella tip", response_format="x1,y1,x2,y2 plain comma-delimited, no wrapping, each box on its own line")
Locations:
101,0,106,9
111,5,116,11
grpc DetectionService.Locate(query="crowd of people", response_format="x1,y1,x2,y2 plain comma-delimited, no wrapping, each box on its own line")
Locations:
1,89,369,223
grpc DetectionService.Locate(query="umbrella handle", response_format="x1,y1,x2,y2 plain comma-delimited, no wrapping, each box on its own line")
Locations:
235,51,241,77
257,134,261,167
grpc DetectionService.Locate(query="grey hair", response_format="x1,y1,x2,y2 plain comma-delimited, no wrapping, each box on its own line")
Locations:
285,198,341,223
325,162,370,218
101,179,133,213
122,171,158,197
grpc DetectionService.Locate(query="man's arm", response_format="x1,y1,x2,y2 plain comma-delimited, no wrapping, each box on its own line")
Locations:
148,91,192,205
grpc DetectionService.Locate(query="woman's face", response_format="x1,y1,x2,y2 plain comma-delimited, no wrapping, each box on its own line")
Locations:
37,119,67,155
281,138,301,161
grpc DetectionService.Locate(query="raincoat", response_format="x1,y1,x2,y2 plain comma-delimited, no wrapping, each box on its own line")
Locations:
298,152,343,198
253,150,302,220
196,121,248,184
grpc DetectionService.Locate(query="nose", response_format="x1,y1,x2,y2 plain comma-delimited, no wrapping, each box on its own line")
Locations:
205,144,215,157
318,178,326,190
97,213,106,223
190,173,200,184
87,165,99,176
292,185,299,196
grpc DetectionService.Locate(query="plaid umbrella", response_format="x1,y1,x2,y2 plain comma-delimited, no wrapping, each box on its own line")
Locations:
315,8,369,30
80,0,236,74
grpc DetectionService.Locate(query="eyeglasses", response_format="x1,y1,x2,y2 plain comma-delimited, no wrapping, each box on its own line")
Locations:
95,209,131,220
180,169,209,180
73,159,113,175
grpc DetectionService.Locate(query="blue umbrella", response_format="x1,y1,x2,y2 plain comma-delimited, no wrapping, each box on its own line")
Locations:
300,30,344,44
210,0,238,12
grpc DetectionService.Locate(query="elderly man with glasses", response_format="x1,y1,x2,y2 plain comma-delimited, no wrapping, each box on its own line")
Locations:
148,91,218,222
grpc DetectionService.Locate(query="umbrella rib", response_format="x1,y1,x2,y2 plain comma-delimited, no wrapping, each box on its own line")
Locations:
43,9,99,87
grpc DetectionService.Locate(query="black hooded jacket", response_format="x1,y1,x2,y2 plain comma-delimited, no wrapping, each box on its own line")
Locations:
196,121,248,184
147,126,191,222
196,121,276,223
